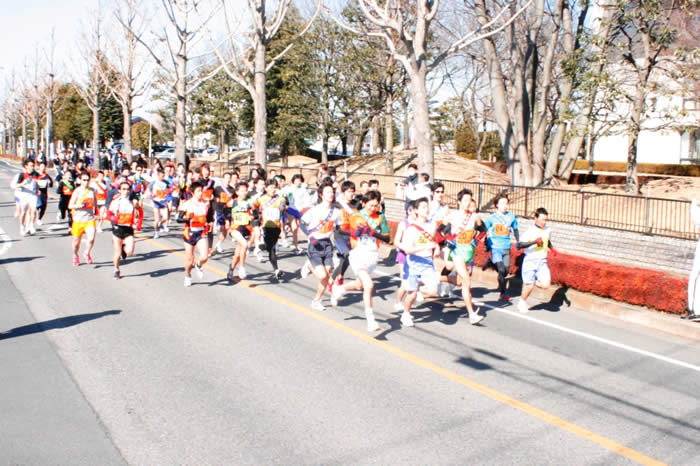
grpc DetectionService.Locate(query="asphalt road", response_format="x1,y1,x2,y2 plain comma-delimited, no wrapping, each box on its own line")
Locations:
1,159,699,465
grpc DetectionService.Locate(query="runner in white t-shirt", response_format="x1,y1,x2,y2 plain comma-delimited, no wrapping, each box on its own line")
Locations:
517,207,557,313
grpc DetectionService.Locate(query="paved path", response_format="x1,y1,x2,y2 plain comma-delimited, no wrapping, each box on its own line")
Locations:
1,159,699,465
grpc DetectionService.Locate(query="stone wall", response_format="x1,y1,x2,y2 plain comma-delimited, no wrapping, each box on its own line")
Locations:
384,198,696,276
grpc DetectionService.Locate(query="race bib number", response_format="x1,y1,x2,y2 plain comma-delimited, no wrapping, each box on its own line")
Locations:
117,212,134,225
190,214,206,229
37,179,48,189
357,235,376,248
263,207,280,222
233,212,250,225
494,224,509,236
202,189,214,201
535,237,548,252
456,229,475,245
155,189,167,200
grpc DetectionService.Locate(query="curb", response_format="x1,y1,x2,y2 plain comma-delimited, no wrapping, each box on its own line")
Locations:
468,266,700,343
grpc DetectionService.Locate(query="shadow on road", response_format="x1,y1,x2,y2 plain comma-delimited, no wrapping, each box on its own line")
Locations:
0,310,122,341
0,255,44,265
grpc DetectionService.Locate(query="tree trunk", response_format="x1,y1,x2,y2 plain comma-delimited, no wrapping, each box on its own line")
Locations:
402,98,410,149
21,116,27,158
33,111,40,155
174,47,187,167
482,35,517,185
46,100,55,161
408,70,434,179
122,99,134,164
352,124,366,157
92,106,100,168
370,114,381,156
385,95,394,173
320,98,329,164
625,85,646,194
341,135,347,156
558,2,612,181
253,42,267,167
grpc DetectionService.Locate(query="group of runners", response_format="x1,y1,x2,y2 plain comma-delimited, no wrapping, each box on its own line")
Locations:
10,158,558,332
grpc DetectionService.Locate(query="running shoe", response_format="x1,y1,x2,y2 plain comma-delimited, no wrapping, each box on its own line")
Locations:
36,219,42,226
72,255,80,266
184,275,192,287
499,293,511,302
394,301,404,312
97,226,103,233
238,267,247,280
517,299,529,314
28,225,36,235
400,311,414,327
194,263,204,279
113,270,121,280
162,225,169,233
19,225,25,237
216,243,224,254
311,299,326,312
469,311,485,325
367,318,380,332
295,248,304,255
301,260,311,279
227,268,235,282
85,253,94,264
330,284,345,307
274,269,283,280
254,246,263,262
153,231,160,239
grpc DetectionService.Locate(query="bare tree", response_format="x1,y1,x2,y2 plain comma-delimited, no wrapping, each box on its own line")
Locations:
207,0,320,167
74,2,107,167
332,0,532,179
132,0,220,166
105,0,153,163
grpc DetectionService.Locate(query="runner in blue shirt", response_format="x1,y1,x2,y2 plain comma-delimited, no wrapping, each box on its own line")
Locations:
483,195,520,301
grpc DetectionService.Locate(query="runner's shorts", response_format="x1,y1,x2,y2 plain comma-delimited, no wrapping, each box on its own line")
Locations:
153,200,168,210
404,255,439,292
17,192,38,210
184,229,205,246
349,248,378,276
521,258,550,285
112,225,134,239
491,247,510,266
449,244,475,263
234,225,252,240
216,210,232,226
308,238,334,267
71,219,96,237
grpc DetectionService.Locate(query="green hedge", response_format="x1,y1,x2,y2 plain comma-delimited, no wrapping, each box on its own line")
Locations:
573,160,700,177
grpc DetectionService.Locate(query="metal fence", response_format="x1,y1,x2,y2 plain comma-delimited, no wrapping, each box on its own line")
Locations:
195,159,695,240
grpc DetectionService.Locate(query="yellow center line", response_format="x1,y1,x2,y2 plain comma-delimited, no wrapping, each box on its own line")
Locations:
144,230,663,465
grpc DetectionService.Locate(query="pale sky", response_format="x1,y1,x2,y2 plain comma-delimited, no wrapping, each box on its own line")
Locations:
0,0,92,86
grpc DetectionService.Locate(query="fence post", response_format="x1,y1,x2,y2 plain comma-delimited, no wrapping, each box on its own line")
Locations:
524,187,529,217
645,189,651,233
579,191,585,224
344,160,348,181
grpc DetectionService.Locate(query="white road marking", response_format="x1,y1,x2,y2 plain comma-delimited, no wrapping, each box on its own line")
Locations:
377,264,700,373
0,226,12,256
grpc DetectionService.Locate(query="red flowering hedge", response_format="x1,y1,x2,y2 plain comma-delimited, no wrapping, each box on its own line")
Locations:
386,220,688,314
